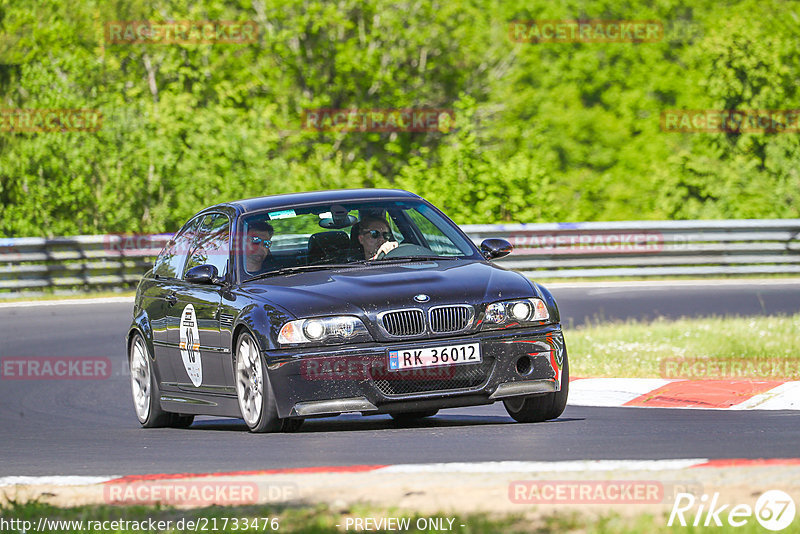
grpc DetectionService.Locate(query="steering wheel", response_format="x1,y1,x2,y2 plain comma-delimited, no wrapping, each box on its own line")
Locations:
381,243,433,259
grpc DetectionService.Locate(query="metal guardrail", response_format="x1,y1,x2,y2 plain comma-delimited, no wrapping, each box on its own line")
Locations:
0,234,171,295
1,219,799,297
463,219,800,278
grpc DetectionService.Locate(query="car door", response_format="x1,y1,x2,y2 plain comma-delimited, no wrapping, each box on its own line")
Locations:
168,212,231,393
145,217,201,385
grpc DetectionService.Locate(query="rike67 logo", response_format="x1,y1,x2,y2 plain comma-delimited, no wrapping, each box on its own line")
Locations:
668,490,796,531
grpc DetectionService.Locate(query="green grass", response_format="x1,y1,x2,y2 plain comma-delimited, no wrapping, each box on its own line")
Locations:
0,501,783,533
568,314,800,378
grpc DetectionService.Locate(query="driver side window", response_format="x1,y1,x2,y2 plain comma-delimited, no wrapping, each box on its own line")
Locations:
153,218,200,279
184,213,230,279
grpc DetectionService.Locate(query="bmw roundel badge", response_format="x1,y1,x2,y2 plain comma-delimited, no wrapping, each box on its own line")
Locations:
414,294,430,303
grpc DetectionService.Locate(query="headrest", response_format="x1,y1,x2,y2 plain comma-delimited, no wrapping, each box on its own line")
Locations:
307,231,351,263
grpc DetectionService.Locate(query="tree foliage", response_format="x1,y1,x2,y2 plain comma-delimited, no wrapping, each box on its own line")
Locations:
0,0,798,236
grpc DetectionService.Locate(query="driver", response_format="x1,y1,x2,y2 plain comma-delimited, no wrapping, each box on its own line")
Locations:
244,220,274,273
357,216,398,259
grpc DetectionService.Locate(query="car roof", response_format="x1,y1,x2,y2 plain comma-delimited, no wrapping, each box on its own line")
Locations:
216,188,421,214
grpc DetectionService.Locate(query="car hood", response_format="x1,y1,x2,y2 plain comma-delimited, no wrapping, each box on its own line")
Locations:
241,259,539,318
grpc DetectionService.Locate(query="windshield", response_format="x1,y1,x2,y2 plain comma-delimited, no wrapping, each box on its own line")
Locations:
238,199,479,280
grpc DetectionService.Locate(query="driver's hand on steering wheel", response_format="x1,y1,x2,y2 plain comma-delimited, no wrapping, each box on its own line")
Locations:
370,240,399,260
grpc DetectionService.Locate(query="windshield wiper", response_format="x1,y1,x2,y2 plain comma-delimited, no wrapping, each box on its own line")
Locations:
244,263,355,282
364,256,460,264
244,257,460,282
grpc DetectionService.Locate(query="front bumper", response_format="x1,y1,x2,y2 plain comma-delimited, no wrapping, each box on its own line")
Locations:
265,325,566,418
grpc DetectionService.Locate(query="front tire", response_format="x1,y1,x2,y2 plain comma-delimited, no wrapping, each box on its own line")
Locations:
129,333,194,428
504,351,569,423
234,331,302,433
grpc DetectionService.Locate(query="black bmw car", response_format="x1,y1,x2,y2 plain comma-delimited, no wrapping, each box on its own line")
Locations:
127,189,568,432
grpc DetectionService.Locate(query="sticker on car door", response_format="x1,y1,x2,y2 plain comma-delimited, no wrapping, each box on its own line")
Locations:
179,304,202,386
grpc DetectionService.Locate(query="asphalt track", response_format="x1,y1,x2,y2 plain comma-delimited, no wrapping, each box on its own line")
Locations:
1,281,798,476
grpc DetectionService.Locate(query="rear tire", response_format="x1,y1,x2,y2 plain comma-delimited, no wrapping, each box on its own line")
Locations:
130,333,192,428
504,351,569,423
235,331,299,433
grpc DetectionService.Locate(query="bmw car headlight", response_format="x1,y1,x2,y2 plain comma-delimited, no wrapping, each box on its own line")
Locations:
278,316,372,345
482,298,550,329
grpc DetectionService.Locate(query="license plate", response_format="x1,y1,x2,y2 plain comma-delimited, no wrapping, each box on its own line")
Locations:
388,343,481,371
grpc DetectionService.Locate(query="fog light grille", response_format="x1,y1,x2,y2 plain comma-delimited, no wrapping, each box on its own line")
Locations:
371,359,494,396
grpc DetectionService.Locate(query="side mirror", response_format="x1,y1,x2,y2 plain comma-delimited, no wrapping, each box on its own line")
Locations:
185,264,222,285
480,238,513,260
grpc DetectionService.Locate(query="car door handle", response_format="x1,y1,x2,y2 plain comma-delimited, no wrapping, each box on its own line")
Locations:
165,292,178,306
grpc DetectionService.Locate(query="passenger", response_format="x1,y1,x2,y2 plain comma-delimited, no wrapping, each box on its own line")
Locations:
356,216,398,259
245,220,274,273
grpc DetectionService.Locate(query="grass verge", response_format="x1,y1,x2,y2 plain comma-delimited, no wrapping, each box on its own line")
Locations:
568,314,800,379
0,501,780,533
